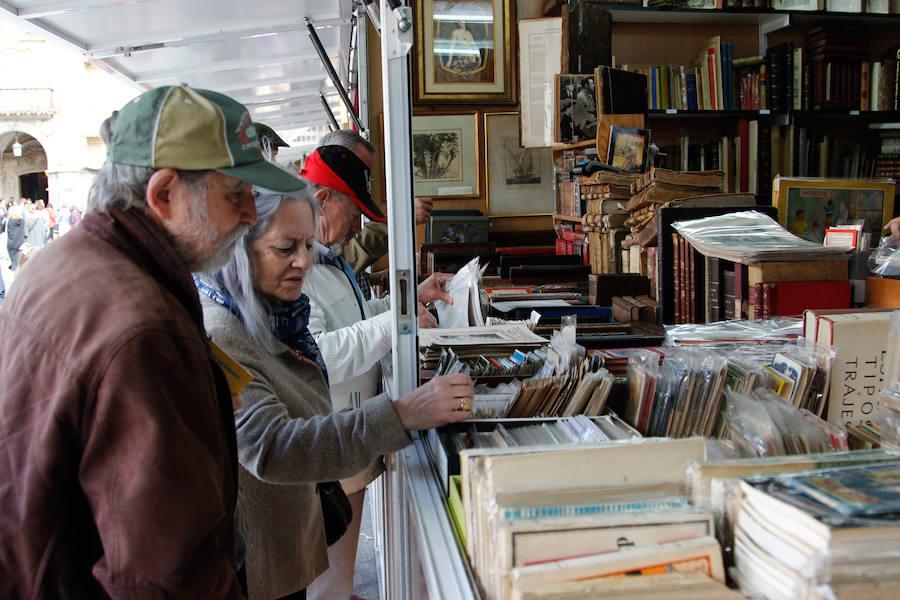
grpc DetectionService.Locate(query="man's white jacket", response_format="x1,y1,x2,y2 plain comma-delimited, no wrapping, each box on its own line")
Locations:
304,261,392,413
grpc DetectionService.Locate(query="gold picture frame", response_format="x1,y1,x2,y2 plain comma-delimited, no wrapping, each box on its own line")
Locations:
772,177,896,245
414,0,516,104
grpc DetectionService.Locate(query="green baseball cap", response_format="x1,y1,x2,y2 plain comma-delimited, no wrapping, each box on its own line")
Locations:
107,84,305,192
254,123,289,148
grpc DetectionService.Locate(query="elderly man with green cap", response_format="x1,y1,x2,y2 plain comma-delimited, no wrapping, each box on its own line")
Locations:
0,84,305,598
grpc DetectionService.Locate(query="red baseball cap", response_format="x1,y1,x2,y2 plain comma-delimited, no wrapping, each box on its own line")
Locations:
300,145,386,223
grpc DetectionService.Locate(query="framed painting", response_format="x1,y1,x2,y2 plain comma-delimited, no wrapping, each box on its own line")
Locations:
414,0,515,104
484,112,554,216
607,125,650,173
772,177,895,245
412,113,481,198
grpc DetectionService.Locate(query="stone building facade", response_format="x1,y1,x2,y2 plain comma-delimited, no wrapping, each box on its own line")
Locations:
0,20,137,211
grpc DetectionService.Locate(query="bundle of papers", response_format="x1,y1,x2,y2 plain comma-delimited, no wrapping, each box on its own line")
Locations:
671,210,848,264
447,415,637,454
504,359,615,418
418,324,547,370
435,346,546,378
625,347,728,439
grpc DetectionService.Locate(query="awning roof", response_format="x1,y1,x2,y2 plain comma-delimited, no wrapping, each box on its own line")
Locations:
0,0,356,138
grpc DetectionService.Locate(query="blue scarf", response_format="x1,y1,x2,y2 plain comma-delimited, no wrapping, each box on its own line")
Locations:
195,275,329,384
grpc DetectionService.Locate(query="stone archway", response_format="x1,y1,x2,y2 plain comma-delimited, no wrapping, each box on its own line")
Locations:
1,130,49,206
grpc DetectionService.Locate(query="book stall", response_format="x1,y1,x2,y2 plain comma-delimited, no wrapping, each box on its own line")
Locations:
379,1,900,597
3,0,900,598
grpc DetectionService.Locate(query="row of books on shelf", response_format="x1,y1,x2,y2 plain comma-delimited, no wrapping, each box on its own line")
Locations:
644,0,900,10
619,31,899,113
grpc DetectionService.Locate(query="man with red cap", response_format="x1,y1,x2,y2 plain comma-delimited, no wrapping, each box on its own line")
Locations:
299,145,452,599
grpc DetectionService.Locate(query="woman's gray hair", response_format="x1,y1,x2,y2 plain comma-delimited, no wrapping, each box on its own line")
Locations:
217,186,320,353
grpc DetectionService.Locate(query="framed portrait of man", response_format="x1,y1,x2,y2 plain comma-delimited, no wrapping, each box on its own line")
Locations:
414,0,516,104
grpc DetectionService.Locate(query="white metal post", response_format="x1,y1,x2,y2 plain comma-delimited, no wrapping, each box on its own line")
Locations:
379,0,416,598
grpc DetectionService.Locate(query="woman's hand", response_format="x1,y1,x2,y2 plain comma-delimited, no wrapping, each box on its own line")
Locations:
393,373,473,430
885,216,900,238
417,272,453,305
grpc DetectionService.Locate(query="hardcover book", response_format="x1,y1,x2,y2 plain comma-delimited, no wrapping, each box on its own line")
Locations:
595,66,648,115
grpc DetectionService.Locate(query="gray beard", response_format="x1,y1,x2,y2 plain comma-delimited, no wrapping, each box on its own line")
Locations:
189,224,248,274
167,198,249,274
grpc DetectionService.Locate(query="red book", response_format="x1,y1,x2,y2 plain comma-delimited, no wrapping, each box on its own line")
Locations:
748,283,763,320
762,283,774,319
738,118,750,193
767,280,851,316
555,238,566,255
672,233,683,324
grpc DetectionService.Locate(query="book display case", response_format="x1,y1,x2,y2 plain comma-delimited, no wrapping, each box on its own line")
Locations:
367,4,900,598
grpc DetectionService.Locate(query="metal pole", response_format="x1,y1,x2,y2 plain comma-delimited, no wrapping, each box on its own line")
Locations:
320,94,340,131
379,0,416,598
306,18,366,134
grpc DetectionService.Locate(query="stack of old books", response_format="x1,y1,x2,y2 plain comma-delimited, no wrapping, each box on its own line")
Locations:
623,167,725,252
733,462,900,599
578,170,641,275
458,437,743,600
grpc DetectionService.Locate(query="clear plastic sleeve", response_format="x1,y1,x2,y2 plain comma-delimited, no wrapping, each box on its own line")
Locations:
665,317,803,347
721,388,786,458
867,232,900,277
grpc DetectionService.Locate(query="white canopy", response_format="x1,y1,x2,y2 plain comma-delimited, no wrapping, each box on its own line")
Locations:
0,0,358,138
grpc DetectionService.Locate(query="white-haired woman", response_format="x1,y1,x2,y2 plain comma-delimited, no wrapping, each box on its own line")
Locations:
195,186,473,600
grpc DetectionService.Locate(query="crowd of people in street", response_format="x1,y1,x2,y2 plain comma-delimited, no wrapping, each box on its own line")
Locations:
0,196,83,302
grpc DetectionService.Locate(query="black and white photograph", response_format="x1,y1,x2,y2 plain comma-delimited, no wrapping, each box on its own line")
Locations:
412,113,481,197
555,74,597,144
484,112,554,215
413,129,463,182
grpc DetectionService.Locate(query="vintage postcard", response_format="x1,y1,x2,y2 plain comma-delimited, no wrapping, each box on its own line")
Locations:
607,125,650,173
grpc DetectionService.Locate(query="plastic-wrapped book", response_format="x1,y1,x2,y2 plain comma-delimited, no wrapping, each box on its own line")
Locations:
672,210,849,264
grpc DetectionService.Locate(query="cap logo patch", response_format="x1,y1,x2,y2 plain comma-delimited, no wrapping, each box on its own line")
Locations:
235,114,257,149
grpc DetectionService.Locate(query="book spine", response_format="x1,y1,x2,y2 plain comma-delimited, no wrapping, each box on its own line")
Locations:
500,497,687,521
673,233,682,324
763,283,774,318
793,47,803,110
860,61,870,111
709,257,721,322
688,240,696,323
723,269,736,320
749,283,763,321
734,262,747,320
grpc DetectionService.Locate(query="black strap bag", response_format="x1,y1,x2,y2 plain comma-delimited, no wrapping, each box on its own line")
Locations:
318,481,353,546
